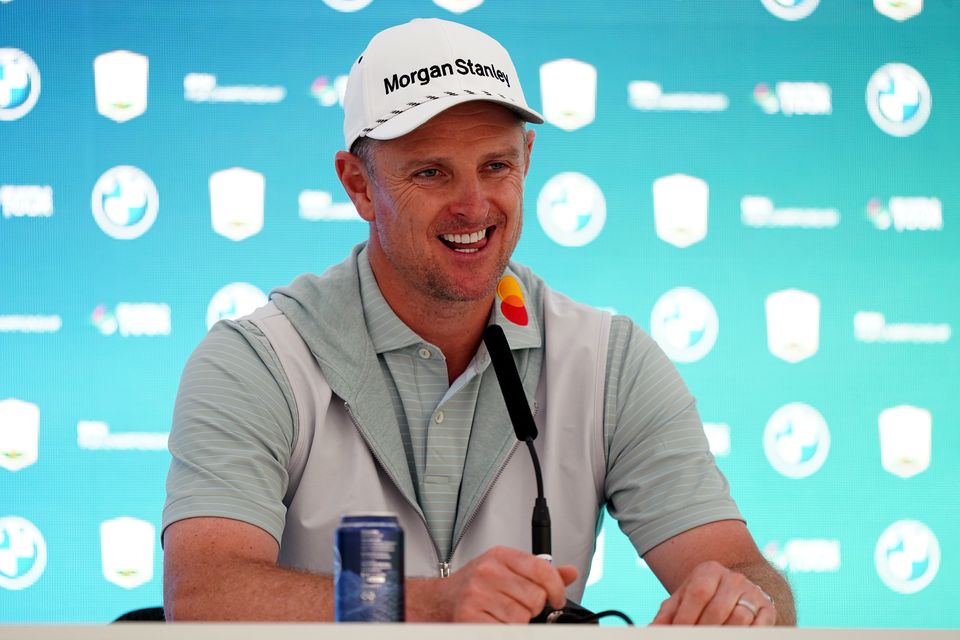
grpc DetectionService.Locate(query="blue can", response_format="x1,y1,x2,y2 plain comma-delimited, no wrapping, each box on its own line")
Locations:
334,514,405,622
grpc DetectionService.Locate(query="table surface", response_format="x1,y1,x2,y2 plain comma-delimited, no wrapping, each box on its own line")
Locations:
3,625,960,640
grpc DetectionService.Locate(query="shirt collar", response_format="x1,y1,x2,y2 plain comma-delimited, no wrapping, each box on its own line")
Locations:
358,247,542,354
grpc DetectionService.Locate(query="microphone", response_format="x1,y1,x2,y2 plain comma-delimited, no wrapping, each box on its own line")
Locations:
482,325,551,561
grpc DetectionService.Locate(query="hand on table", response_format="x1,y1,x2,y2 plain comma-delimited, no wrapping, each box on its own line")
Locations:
651,560,775,626
421,546,578,623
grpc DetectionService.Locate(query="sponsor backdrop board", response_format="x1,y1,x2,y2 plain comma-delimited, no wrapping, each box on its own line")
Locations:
1,0,958,628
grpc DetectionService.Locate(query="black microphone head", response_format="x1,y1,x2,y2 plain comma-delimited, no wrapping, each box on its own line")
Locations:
482,324,538,441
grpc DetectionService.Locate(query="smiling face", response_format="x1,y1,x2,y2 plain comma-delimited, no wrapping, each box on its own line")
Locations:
349,101,534,313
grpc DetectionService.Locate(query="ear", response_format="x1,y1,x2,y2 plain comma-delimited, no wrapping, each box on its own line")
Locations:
522,128,535,178
335,150,376,222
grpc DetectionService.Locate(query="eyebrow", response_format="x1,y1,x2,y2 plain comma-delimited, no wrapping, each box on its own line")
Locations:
397,147,524,173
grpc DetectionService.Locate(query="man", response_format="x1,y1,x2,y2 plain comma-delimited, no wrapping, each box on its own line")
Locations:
162,18,795,625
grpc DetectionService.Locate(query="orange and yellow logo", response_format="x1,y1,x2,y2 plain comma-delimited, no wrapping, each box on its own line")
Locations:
496,276,528,326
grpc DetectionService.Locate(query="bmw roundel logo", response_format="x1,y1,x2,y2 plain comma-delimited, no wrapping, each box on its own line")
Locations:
206,282,268,330
0,516,48,591
875,520,940,594
760,0,821,21
90,166,160,240
0,48,41,121
866,63,932,137
536,172,606,247
763,402,830,479
321,0,374,12
649,287,719,363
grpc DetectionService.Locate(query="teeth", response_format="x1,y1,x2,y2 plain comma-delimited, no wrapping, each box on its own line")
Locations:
440,228,487,245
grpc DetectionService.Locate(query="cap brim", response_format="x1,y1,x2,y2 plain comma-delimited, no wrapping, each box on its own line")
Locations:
364,94,544,142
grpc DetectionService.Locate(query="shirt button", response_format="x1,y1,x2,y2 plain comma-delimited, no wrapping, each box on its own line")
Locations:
434,410,445,424
418,347,431,359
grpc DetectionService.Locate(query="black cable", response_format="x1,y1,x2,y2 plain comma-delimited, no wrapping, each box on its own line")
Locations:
576,609,635,625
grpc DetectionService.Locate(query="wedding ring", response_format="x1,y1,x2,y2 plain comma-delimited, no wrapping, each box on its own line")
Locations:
735,598,759,617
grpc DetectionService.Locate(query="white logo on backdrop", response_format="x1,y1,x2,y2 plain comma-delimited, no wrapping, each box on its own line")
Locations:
764,402,830,479
703,423,731,457
77,421,168,452
761,0,821,21
206,282,269,330
432,0,484,12
650,287,719,363
586,529,604,587
854,312,951,344
540,59,597,131
0,399,40,472
628,81,728,112
0,49,41,121
874,0,922,21
299,190,360,221
0,516,47,590
184,73,286,104
741,196,839,229
94,50,149,122
875,520,940,594
100,517,155,589
91,303,171,337
210,168,265,241
536,172,606,247
90,166,159,240
0,185,54,218
866,63,931,137
866,196,942,231
320,0,375,12
878,405,932,479
653,174,709,248
765,289,820,363
764,539,841,573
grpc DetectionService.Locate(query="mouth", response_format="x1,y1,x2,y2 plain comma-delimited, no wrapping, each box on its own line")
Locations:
438,226,493,253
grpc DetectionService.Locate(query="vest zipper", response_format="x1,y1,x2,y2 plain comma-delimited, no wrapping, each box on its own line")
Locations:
444,400,540,570
343,402,447,577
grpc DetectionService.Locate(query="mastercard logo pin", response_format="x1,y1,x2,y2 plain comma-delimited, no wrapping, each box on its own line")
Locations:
496,275,528,326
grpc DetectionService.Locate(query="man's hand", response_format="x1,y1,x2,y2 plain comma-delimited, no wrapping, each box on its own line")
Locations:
651,560,775,626
407,546,578,623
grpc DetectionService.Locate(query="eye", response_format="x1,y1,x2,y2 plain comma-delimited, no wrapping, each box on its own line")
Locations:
487,162,508,172
415,168,440,178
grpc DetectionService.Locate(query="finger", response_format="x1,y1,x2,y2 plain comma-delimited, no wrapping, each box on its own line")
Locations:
697,570,752,625
468,554,549,619
723,599,757,626
650,589,682,625
503,553,568,610
671,571,722,625
752,601,777,626
557,565,579,586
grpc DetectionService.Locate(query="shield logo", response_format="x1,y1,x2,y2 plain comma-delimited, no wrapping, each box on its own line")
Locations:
100,517,155,589
765,289,820,363
653,174,709,248
540,59,596,131
0,398,39,472
210,167,265,241
874,0,922,22
879,405,931,479
94,50,149,123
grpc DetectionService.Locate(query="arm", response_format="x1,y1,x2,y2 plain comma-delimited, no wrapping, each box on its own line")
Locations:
645,519,796,626
163,516,576,622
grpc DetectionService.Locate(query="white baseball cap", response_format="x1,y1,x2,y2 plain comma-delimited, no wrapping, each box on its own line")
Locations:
342,18,543,150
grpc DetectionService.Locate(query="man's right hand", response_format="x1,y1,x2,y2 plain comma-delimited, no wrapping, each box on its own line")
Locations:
407,546,578,623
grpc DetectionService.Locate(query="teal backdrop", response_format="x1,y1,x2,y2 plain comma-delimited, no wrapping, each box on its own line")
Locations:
1,0,957,627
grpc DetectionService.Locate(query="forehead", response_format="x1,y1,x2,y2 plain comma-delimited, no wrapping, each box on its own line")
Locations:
382,102,525,156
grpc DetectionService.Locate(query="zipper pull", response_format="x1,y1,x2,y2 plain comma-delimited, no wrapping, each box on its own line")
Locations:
439,561,451,578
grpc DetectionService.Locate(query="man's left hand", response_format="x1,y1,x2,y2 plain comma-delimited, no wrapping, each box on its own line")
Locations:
650,560,775,626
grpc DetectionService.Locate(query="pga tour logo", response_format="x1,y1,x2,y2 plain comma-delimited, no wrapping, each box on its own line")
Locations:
875,520,940,594
206,282,268,329
866,63,931,137
0,516,47,591
91,166,159,240
210,168,265,241
536,172,606,247
763,403,830,479
650,287,719,363
0,48,41,121
100,517,155,589
94,50,149,123
0,398,40,473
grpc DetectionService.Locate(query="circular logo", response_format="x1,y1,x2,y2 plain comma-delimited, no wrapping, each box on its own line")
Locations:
763,403,830,479
649,287,719,363
875,520,940,594
866,63,932,137
321,0,374,11
761,0,820,21
206,282,268,329
536,172,606,247
91,166,159,240
0,516,47,591
0,49,41,121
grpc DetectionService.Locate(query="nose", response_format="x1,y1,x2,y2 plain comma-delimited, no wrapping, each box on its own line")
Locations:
449,172,489,220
